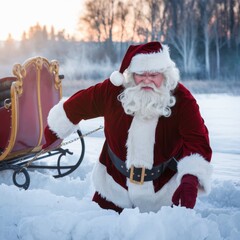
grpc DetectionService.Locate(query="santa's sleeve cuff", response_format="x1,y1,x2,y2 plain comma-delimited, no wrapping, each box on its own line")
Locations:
47,99,78,139
176,154,213,194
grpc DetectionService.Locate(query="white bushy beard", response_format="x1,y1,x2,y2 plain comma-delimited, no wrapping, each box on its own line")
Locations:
118,78,176,119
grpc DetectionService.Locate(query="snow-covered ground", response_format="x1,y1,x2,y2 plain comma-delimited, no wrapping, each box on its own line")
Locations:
0,93,240,240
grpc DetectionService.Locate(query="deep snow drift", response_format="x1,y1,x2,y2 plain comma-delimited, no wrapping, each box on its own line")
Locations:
0,93,240,240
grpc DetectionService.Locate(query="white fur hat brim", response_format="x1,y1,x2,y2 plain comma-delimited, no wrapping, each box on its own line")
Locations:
129,45,175,73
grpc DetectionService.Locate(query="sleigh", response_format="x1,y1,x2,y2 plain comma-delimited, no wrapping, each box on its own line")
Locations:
0,57,85,189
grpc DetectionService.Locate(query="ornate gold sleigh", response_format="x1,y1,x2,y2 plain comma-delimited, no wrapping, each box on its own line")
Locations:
0,57,85,189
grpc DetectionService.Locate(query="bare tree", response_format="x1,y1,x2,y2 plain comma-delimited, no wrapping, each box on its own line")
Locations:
80,0,103,42
80,0,119,42
128,0,146,42
211,1,228,78
236,0,240,55
101,0,115,42
167,0,199,75
199,0,215,79
212,7,225,79
132,0,164,42
147,0,163,41
116,1,129,50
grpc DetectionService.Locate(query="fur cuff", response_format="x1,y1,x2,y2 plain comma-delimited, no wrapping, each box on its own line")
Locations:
92,162,132,208
176,154,213,194
47,99,78,139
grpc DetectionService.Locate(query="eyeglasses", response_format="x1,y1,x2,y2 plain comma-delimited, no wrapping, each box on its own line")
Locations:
133,72,163,80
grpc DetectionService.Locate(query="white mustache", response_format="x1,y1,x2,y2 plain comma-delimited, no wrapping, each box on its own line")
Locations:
138,83,161,93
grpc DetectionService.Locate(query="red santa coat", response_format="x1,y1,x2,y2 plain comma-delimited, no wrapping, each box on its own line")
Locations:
48,79,212,212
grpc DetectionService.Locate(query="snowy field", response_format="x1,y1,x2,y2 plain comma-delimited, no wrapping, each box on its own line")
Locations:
0,93,240,240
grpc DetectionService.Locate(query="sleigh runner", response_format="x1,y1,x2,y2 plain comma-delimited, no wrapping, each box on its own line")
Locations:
0,57,85,189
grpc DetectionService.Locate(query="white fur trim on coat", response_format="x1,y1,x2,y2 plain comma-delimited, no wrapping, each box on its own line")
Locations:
47,99,78,139
129,45,175,73
127,175,178,212
176,154,213,194
92,161,132,208
126,116,158,169
92,161,179,212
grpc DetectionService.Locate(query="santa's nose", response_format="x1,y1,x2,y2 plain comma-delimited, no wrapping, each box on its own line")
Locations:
142,77,152,84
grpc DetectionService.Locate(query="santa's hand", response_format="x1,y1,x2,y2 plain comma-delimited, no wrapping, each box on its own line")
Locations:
172,174,198,209
42,125,62,151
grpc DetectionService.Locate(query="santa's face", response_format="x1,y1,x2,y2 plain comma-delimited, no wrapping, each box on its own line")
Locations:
133,72,165,90
118,72,176,119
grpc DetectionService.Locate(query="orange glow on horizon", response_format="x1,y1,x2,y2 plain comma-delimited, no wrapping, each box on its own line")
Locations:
0,0,84,41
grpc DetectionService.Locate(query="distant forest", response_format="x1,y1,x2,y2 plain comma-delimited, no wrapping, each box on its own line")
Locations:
0,0,239,82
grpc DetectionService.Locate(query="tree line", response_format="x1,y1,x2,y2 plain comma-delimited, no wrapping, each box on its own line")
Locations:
0,0,239,81
80,0,240,80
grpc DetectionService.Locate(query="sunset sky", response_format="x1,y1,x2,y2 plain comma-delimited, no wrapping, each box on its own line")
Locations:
0,0,84,41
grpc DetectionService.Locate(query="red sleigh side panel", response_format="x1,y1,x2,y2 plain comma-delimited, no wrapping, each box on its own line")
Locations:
0,57,62,161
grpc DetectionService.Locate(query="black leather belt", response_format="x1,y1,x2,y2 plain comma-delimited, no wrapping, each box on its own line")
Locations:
107,145,178,185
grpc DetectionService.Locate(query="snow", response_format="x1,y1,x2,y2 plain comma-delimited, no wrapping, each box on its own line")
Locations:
0,93,240,240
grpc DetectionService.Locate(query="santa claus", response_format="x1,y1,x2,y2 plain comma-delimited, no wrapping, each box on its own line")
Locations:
43,41,213,213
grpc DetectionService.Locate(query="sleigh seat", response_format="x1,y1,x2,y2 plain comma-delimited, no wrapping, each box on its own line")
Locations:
0,57,85,189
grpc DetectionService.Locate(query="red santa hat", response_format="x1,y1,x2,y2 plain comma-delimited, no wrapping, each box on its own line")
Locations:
110,41,176,86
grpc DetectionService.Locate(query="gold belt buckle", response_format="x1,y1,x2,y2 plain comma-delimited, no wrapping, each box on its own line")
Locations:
129,165,145,185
